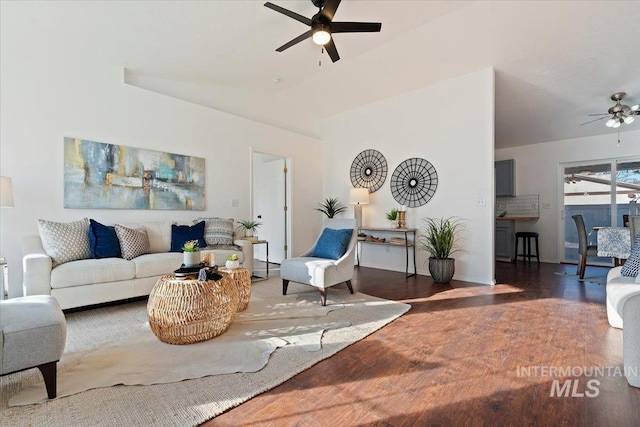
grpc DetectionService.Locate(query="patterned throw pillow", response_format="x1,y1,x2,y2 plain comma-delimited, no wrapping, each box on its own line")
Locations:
621,232,640,277
196,217,234,246
115,224,151,260
38,218,91,267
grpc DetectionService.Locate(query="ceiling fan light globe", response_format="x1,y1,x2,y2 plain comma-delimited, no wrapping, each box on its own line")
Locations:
312,30,331,45
624,116,635,124
612,121,621,128
606,118,616,127
632,104,640,111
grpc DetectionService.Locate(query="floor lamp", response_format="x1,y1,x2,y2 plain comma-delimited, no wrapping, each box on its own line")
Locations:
349,188,369,229
1,176,14,298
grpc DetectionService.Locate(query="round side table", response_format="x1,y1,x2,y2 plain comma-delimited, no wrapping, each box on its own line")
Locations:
147,274,239,345
219,267,252,312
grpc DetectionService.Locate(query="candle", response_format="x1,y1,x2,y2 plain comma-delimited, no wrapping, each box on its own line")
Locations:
400,205,406,212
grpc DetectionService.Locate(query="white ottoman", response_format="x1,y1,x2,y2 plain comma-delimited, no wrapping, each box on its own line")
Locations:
0,295,67,398
623,294,640,388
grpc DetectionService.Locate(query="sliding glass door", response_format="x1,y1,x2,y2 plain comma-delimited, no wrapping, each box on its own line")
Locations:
562,158,640,265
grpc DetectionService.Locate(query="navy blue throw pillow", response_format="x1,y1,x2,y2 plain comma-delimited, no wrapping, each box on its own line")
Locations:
89,219,121,259
310,228,353,260
170,221,207,252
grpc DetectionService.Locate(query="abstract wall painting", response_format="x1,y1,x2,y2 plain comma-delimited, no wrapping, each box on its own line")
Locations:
64,137,205,210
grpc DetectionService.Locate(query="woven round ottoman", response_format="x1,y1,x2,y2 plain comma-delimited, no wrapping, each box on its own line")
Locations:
147,274,239,345
219,267,252,312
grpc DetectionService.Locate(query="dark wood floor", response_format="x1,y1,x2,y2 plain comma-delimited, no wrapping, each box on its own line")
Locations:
203,261,640,426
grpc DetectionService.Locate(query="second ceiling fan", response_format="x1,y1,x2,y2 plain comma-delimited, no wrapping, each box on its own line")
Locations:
264,0,382,63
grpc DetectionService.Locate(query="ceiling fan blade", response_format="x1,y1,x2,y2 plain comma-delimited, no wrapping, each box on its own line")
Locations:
587,113,609,116
325,38,340,62
331,22,382,33
580,116,609,126
276,30,314,52
321,0,341,21
264,2,312,26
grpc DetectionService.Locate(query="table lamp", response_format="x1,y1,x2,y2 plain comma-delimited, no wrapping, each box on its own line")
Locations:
349,188,369,228
1,176,14,208
1,176,13,298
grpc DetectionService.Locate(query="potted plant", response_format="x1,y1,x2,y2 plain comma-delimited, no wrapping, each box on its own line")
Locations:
386,208,399,227
182,240,201,267
236,219,262,238
315,197,347,218
225,253,240,270
417,217,465,283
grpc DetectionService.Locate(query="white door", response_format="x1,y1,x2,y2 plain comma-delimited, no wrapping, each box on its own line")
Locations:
252,153,288,264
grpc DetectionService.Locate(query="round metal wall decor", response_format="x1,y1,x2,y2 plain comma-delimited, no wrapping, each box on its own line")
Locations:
390,158,438,207
350,149,387,193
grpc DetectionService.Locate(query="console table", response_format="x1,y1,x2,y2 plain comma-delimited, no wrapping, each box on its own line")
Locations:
357,227,417,277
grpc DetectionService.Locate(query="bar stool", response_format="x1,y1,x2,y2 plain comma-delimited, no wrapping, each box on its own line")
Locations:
514,231,540,263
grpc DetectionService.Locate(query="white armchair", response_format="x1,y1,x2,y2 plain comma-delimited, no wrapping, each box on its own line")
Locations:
280,218,357,306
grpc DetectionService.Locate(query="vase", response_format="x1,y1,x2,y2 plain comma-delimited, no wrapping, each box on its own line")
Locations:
183,251,201,267
225,260,240,270
428,257,455,283
245,229,254,238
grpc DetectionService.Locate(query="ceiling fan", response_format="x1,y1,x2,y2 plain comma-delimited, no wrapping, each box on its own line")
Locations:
581,92,640,128
264,0,382,63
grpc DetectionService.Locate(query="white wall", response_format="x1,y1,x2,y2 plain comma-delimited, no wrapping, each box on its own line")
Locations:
0,63,322,297
320,68,496,285
496,130,640,263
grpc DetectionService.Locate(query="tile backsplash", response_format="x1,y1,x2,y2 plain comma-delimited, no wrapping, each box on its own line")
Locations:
496,194,539,217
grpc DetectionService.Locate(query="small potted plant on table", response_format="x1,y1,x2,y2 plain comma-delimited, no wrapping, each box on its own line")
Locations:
237,220,262,239
226,253,240,270
182,240,201,267
386,208,399,228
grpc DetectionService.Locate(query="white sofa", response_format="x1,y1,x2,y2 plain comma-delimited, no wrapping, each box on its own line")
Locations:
605,266,640,388
22,221,253,310
605,266,640,329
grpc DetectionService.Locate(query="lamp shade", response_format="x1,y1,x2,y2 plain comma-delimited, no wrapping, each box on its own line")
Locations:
0,176,14,207
349,188,369,205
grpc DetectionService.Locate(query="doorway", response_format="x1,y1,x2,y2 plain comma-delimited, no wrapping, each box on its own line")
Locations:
252,151,291,267
562,158,640,265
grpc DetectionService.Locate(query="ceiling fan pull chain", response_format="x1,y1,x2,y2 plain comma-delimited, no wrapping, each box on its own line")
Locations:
617,128,621,147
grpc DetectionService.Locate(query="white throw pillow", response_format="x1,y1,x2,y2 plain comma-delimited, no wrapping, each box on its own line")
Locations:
38,218,91,267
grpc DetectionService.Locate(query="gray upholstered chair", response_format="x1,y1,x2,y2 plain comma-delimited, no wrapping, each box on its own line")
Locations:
623,294,640,387
572,214,598,279
0,295,67,399
280,218,357,306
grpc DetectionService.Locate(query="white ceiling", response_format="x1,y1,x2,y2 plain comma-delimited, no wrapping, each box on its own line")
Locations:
5,0,640,149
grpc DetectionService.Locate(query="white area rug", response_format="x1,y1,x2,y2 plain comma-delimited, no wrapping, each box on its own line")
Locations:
1,278,410,426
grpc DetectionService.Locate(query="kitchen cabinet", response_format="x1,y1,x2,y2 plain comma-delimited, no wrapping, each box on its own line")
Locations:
495,159,515,197
495,220,514,261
